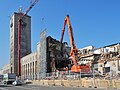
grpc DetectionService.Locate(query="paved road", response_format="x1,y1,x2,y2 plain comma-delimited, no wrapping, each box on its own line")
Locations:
0,84,110,90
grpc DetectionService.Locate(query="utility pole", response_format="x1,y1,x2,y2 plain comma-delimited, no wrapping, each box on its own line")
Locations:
17,0,39,78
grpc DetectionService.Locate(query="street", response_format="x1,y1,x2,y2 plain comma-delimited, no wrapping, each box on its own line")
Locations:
0,85,109,90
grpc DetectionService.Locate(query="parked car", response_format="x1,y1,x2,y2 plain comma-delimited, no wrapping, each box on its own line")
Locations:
24,79,31,84
12,80,22,86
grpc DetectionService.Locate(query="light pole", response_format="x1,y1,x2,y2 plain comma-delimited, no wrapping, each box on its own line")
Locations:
68,64,71,78
79,69,81,80
92,63,97,88
93,65,95,80
109,64,113,90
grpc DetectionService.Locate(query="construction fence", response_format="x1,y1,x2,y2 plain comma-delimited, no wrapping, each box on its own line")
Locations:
24,71,120,89
31,78,120,89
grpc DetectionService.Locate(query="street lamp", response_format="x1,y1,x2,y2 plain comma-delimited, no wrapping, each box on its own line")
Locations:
68,64,71,77
79,69,81,80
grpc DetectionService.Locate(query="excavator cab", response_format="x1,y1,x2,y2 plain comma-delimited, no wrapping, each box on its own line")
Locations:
71,65,81,72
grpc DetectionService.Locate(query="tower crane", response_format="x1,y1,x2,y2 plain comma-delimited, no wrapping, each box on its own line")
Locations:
17,0,39,77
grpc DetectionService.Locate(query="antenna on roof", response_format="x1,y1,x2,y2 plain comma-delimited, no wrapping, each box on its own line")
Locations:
18,6,22,13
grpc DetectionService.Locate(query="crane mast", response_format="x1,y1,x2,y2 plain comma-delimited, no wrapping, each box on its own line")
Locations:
17,0,39,77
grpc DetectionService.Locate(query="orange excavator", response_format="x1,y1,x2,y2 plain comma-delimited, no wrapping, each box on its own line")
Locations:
60,15,90,73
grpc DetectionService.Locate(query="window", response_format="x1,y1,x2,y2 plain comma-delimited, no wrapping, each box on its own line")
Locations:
33,56,34,60
28,64,29,75
100,65,102,67
10,23,13,28
35,55,37,59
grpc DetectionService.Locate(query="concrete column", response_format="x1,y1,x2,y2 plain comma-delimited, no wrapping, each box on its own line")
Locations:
33,62,34,80
35,61,37,80
33,61,36,80
30,63,32,80
116,60,119,75
21,65,23,80
28,63,29,79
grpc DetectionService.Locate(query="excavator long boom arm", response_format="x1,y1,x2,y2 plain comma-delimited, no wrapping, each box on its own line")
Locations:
60,15,90,73
60,15,76,49
60,15,78,69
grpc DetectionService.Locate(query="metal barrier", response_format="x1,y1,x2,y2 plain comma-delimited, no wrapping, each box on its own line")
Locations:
62,80,70,87
31,79,120,89
30,72,120,89
43,80,49,86
81,79,93,88
70,80,81,87
112,80,120,89
96,79,110,89
54,80,62,86
48,80,55,86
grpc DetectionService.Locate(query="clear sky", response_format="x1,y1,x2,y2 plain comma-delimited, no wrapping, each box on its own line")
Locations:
0,0,120,68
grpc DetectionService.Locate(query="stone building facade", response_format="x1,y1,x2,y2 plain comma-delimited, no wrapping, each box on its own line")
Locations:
0,64,10,74
21,52,37,80
10,12,31,75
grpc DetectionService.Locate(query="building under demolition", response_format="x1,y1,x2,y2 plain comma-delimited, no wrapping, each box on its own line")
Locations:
78,43,120,76
46,36,70,73
21,30,70,80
